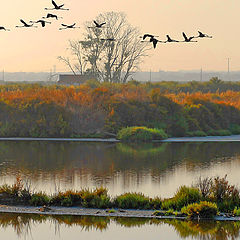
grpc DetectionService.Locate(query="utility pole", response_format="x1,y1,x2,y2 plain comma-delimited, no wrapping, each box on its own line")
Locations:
200,68,203,82
2,69,4,81
227,58,230,81
149,69,152,82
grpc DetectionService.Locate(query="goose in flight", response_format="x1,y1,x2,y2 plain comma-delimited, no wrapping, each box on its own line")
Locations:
43,13,62,20
45,0,69,10
182,32,197,42
89,20,106,28
16,19,37,28
196,31,213,38
0,26,10,31
30,20,51,28
165,35,179,42
141,37,165,49
140,34,159,40
59,23,80,30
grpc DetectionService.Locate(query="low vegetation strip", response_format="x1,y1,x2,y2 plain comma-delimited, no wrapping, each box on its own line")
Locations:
0,175,239,219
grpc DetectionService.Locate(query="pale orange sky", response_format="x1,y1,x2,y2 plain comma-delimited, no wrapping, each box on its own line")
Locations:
0,0,239,72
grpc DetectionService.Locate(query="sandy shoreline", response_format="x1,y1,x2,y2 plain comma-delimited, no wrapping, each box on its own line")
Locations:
0,205,239,221
162,135,240,142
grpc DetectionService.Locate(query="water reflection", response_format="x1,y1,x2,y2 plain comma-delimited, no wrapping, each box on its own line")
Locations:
0,141,239,197
0,213,239,240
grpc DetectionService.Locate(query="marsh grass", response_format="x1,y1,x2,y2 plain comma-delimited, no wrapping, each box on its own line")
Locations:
181,201,218,219
162,186,202,211
0,176,239,214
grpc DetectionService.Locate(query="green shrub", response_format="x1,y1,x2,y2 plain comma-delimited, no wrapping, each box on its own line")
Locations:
51,188,111,208
181,201,218,218
113,193,150,209
208,129,231,136
186,130,207,137
30,192,50,206
81,188,111,208
233,207,240,216
162,186,202,210
150,197,162,209
229,124,240,135
117,126,168,142
51,190,82,206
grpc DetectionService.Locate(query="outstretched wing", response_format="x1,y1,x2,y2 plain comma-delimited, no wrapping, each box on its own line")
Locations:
20,19,28,25
100,22,106,27
93,20,99,26
70,23,76,27
52,0,58,8
61,24,68,27
59,4,64,8
143,34,152,40
182,32,188,41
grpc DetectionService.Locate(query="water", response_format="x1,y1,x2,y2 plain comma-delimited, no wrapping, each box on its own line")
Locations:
0,141,239,198
0,213,239,240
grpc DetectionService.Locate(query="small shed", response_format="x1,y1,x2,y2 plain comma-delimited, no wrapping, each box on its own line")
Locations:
57,74,94,85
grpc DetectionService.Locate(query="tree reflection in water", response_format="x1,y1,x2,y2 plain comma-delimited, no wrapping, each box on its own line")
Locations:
0,213,240,240
0,141,240,197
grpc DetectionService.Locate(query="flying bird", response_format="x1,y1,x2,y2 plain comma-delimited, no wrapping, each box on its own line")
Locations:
59,23,80,30
165,35,179,42
45,0,69,10
90,20,106,28
15,19,37,28
140,34,159,40
0,26,10,31
30,20,51,28
196,31,213,38
141,37,165,49
43,13,62,20
182,32,197,42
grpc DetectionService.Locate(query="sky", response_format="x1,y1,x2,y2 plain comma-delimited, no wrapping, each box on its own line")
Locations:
0,0,239,72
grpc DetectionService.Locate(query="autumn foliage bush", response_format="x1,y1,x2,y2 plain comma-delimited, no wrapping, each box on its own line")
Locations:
0,82,240,137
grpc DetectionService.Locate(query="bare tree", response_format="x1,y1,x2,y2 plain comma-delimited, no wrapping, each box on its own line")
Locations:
58,12,149,83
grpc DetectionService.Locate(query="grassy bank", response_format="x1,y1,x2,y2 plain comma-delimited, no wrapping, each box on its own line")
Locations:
1,176,239,219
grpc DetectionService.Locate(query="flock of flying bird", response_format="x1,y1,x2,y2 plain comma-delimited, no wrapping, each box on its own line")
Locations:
0,0,106,31
140,31,213,49
0,0,213,49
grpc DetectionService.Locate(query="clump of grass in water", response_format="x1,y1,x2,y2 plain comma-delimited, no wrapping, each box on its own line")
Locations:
117,126,168,142
181,201,218,219
161,186,202,211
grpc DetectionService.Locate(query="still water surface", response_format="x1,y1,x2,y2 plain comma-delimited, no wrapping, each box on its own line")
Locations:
0,141,239,197
0,213,239,240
